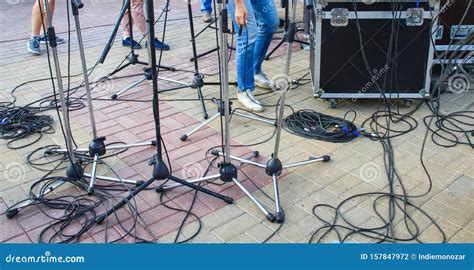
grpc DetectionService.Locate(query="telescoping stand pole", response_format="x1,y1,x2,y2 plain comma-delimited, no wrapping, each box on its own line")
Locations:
158,0,284,222
50,0,157,194
164,0,330,223
109,1,209,120
6,0,84,219
94,0,233,225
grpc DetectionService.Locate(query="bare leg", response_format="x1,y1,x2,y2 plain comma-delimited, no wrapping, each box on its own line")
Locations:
31,0,55,36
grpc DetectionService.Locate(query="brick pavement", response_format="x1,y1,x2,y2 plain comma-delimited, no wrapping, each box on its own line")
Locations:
0,0,473,243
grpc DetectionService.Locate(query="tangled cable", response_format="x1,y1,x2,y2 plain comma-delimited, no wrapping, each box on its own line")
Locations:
283,109,359,143
0,106,54,149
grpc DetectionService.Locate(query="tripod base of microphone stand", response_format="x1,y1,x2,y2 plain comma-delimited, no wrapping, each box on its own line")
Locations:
275,210,285,223
157,151,280,222
83,174,145,187
66,161,84,180
150,155,170,180
5,173,79,219
210,150,331,223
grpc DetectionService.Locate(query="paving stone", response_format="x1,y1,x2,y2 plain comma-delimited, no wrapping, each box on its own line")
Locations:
201,204,245,230
212,214,259,242
0,1,472,244
279,215,324,243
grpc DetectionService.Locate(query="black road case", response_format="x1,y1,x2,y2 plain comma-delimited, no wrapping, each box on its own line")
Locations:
309,0,440,106
434,0,473,65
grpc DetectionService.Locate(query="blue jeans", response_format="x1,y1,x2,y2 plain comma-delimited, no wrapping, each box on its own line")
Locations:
201,0,212,13
228,0,279,92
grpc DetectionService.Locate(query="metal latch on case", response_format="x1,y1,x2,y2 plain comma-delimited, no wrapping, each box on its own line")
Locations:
406,8,424,26
330,8,348,27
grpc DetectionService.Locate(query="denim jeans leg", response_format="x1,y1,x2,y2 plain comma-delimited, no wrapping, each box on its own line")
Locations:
251,0,279,74
200,0,212,13
228,0,258,92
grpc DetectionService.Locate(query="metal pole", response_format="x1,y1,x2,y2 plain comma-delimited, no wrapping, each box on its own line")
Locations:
73,5,97,139
43,0,78,166
272,0,298,160
217,1,231,163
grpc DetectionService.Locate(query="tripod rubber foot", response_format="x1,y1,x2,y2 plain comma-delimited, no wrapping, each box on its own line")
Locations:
136,180,145,186
223,196,234,204
275,211,285,223
155,185,164,193
266,213,276,222
180,134,188,141
253,151,259,158
111,94,118,100
203,113,209,120
211,149,219,156
87,187,94,195
6,208,19,219
322,155,331,162
95,214,106,224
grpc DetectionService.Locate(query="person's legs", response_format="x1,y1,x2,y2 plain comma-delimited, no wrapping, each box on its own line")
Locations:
121,0,143,49
228,0,258,92
200,0,212,14
130,0,147,36
122,0,169,50
228,0,263,111
31,0,55,36
29,0,57,54
251,0,279,75
201,0,213,22
121,3,133,39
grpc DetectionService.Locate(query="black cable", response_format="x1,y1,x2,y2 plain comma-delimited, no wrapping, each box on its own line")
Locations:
308,0,447,243
283,109,360,143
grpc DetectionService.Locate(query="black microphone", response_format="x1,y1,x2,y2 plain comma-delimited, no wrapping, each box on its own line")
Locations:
72,0,83,9
239,24,246,36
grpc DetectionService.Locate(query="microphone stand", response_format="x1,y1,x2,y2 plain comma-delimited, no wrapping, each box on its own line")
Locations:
162,0,330,223
265,0,309,60
108,1,210,120
94,0,233,225
51,0,158,195
97,0,172,72
6,0,84,219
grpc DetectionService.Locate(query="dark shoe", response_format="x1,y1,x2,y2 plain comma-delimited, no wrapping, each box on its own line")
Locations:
27,36,42,55
39,34,65,44
122,37,142,49
145,38,170,51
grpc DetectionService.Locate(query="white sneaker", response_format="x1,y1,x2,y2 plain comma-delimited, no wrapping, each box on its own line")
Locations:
254,72,274,90
246,91,261,105
237,91,264,112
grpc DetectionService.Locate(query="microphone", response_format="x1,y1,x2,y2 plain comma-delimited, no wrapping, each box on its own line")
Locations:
72,0,84,9
281,0,286,8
